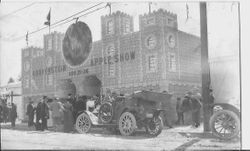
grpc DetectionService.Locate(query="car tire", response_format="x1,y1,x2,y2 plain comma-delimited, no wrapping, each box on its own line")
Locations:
210,110,240,140
119,112,137,136
146,117,163,137
98,102,113,124
75,112,92,133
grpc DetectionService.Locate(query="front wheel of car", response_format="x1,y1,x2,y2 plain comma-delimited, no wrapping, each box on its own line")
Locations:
146,117,163,137
210,110,240,140
119,112,137,136
75,112,92,133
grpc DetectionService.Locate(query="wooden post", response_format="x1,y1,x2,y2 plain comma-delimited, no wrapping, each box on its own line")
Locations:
200,2,211,132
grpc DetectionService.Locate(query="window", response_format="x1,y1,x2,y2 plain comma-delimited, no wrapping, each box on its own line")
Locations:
46,75,53,85
24,77,29,88
124,19,130,34
107,45,115,76
147,54,157,72
32,50,37,58
167,33,176,48
47,38,52,50
169,53,176,71
38,51,44,56
146,17,155,25
106,20,113,35
145,35,157,49
24,61,30,72
24,50,29,57
107,45,115,55
167,18,174,24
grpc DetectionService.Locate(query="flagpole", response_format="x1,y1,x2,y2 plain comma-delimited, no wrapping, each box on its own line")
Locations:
49,7,51,34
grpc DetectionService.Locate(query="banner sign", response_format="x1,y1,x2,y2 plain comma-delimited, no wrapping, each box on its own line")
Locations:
68,68,89,77
90,51,136,66
33,65,66,76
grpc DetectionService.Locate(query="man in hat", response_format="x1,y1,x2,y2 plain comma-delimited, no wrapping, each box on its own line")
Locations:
208,88,215,117
10,103,17,128
40,96,49,131
187,91,202,128
49,97,64,132
26,98,35,128
175,97,184,125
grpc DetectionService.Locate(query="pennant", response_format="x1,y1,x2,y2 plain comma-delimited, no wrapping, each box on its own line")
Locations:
26,31,28,46
106,3,111,14
44,8,51,26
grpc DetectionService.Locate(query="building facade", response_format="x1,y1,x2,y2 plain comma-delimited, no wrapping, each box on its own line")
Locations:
22,9,201,120
0,82,23,120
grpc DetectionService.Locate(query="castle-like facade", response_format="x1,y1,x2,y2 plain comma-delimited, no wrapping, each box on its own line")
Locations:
22,9,201,111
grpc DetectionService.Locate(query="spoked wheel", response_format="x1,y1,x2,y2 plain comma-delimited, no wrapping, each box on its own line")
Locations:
75,112,92,133
98,102,113,124
119,112,137,136
146,117,163,137
210,110,240,140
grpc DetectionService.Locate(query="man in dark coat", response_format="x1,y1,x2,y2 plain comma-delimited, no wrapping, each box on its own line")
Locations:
41,96,49,130
10,103,17,128
63,99,74,133
35,101,42,130
208,88,215,117
68,93,77,122
186,91,202,128
175,97,184,125
26,98,35,127
36,96,49,131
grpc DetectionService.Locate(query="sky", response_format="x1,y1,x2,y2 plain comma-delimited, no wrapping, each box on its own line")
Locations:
0,1,239,85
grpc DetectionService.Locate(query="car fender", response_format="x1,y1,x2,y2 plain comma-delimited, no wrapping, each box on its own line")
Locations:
212,103,240,117
77,110,99,125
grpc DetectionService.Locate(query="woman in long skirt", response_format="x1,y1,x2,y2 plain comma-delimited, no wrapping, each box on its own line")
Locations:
63,99,74,133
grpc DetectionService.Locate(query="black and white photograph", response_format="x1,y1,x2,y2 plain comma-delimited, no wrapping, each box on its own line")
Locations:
0,0,248,150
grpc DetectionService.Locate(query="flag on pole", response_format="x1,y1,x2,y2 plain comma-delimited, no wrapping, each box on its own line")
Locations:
44,8,51,26
25,31,28,46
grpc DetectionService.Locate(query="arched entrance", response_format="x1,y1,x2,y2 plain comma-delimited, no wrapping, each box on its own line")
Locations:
77,75,102,96
55,79,76,98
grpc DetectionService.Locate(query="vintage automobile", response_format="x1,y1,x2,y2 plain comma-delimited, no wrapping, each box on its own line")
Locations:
208,56,241,140
75,90,172,136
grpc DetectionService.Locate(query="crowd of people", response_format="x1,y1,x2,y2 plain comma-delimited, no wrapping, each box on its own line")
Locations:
175,88,214,128
1,87,215,132
0,98,18,128
25,93,102,133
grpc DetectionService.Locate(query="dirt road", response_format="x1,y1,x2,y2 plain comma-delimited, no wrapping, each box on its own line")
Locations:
1,123,240,150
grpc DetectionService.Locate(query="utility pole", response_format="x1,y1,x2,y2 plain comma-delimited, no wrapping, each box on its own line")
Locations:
200,2,211,132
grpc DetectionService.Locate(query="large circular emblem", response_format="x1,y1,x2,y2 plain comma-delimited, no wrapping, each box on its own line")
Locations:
145,34,157,49
62,21,92,67
24,61,30,72
167,33,176,48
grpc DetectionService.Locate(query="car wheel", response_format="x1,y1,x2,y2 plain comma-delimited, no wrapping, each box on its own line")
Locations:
146,117,163,137
119,112,137,136
75,112,92,133
210,110,240,140
99,102,113,124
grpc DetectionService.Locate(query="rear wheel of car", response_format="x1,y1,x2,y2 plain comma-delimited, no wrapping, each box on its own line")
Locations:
146,117,163,137
210,110,240,140
75,112,92,133
119,112,137,136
